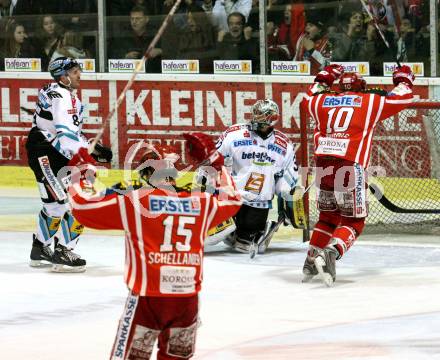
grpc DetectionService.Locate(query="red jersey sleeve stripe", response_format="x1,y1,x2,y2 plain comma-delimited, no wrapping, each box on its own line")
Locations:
71,196,117,210
385,98,413,104
118,195,137,289
355,94,375,164
362,96,385,166
132,190,148,295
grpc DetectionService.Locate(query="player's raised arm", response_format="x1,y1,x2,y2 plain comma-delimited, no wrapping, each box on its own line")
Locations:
380,65,415,120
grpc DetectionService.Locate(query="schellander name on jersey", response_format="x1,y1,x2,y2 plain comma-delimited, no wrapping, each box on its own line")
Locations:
149,196,201,215
322,95,363,107
149,252,201,265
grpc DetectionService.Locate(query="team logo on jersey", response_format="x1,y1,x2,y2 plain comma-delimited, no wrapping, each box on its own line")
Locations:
274,136,287,149
243,131,250,138
233,139,253,147
322,95,362,107
149,196,201,215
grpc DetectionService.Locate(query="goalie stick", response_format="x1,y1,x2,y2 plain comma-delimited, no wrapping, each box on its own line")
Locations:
369,183,440,214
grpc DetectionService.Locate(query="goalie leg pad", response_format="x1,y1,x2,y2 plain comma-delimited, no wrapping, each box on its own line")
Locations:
331,217,365,258
206,218,236,246
58,212,84,249
310,211,341,249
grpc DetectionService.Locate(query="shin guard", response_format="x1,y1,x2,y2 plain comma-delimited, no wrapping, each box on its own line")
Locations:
59,212,84,249
331,217,365,258
37,210,62,246
310,212,341,249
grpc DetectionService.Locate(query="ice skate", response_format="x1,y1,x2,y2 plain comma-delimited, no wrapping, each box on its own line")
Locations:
314,246,338,287
52,239,86,273
29,234,54,267
302,256,318,283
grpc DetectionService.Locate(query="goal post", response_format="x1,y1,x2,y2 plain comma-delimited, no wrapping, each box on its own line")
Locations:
298,100,440,235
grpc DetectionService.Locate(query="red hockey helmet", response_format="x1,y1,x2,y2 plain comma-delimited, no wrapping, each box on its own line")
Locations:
338,72,367,92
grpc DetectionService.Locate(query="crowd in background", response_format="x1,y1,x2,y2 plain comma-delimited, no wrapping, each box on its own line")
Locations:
0,0,433,74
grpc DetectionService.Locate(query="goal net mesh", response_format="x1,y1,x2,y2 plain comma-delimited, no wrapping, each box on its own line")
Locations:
299,101,440,234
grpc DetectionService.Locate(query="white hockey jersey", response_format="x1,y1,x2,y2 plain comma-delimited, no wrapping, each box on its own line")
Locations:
216,124,298,208
32,83,88,159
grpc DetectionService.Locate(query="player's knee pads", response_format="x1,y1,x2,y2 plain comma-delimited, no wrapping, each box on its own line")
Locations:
59,212,84,248
37,209,62,243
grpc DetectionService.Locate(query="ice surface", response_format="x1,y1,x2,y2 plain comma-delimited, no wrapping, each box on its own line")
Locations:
1,229,440,359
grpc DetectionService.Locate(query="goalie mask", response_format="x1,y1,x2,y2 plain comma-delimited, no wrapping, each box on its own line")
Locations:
339,72,367,92
249,99,279,134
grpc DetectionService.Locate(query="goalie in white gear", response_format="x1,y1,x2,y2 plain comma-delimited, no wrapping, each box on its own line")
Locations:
212,99,300,253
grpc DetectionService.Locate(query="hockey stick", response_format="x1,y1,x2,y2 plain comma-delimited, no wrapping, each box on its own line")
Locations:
88,0,183,154
369,183,440,214
20,106,34,115
359,0,401,67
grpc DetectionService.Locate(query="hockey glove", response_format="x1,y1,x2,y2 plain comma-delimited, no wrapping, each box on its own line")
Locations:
91,142,113,163
392,65,415,88
68,147,97,167
315,64,344,87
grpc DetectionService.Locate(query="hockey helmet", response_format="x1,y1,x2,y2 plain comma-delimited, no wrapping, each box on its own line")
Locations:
338,72,367,92
137,144,179,182
250,99,279,131
48,57,81,79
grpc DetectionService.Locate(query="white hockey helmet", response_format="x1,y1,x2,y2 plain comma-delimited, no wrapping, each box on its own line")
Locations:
250,99,280,131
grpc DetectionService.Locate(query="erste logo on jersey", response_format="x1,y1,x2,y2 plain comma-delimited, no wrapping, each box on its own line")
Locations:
267,144,286,155
149,196,201,215
322,95,362,107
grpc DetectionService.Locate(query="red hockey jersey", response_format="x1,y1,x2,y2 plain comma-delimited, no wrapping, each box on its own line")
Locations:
70,169,241,297
304,83,413,167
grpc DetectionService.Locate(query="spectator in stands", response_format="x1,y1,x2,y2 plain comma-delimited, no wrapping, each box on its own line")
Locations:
329,10,394,75
34,15,63,71
50,30,91,63
396,17,418,63
108,6,161,73
175,9,216,72
293,12,331,74
0,20,36,65
267,4,293,61
216,12,258,72
212,0,252,32
55,0,97,31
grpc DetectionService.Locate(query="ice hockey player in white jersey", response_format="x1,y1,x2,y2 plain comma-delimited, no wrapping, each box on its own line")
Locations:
26,57,112,272
215,99,299,253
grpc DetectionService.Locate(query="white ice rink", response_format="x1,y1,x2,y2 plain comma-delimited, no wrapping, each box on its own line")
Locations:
1,229,440,360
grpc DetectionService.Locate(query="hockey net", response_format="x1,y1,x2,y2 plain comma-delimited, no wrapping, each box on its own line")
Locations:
299,100,440,235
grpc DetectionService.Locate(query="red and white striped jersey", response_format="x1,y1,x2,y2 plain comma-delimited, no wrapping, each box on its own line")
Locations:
70,169,241,297
304,83,413,167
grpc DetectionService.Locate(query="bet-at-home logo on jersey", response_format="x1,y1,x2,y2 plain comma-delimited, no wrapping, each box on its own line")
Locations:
161,60,199,74
5,58,41,72
213,60,252,74
331,62,369,76
108,59,145,72
271,61,310,75
383,62,424,77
